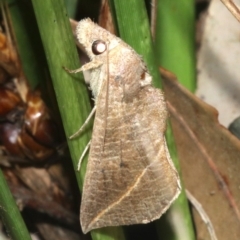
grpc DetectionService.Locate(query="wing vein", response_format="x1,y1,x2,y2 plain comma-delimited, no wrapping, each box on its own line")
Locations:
88,144,164,227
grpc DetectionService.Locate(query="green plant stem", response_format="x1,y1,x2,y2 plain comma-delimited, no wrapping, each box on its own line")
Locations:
0,168,31,240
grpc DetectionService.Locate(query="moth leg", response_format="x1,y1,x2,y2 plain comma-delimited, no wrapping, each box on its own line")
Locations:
77,139,91,171
64,60,103,74
69,106,96,139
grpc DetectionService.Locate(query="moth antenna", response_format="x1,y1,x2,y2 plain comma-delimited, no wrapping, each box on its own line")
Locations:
102,41,110,150
69,106,96,139
77,140,91,171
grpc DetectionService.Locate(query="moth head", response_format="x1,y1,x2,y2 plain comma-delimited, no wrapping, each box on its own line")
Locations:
76,18,120,59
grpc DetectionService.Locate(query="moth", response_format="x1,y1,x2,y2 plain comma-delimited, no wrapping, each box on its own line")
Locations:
70,18,181,234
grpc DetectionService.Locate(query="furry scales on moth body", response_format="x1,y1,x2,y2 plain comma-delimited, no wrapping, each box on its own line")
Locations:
70,18,181,234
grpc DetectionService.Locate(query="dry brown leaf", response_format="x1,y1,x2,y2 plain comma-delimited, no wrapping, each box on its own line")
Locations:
8,179,79,229
36,222,83,240
161,68,240,240
98,0,116,34
15,167,53,195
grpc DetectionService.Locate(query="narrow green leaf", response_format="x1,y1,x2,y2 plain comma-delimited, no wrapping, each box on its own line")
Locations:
0,169,31,240
155,1,196,239
109,0,162,88
155,0,196,91
31,0,91,188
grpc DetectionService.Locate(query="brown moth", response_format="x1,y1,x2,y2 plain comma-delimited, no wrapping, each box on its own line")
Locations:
72,18,181,234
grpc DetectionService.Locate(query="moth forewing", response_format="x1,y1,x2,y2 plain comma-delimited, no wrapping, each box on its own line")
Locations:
74,18,181,234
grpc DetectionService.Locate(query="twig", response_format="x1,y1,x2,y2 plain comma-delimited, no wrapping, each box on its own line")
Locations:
220,0,240,22
186,189,218,240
